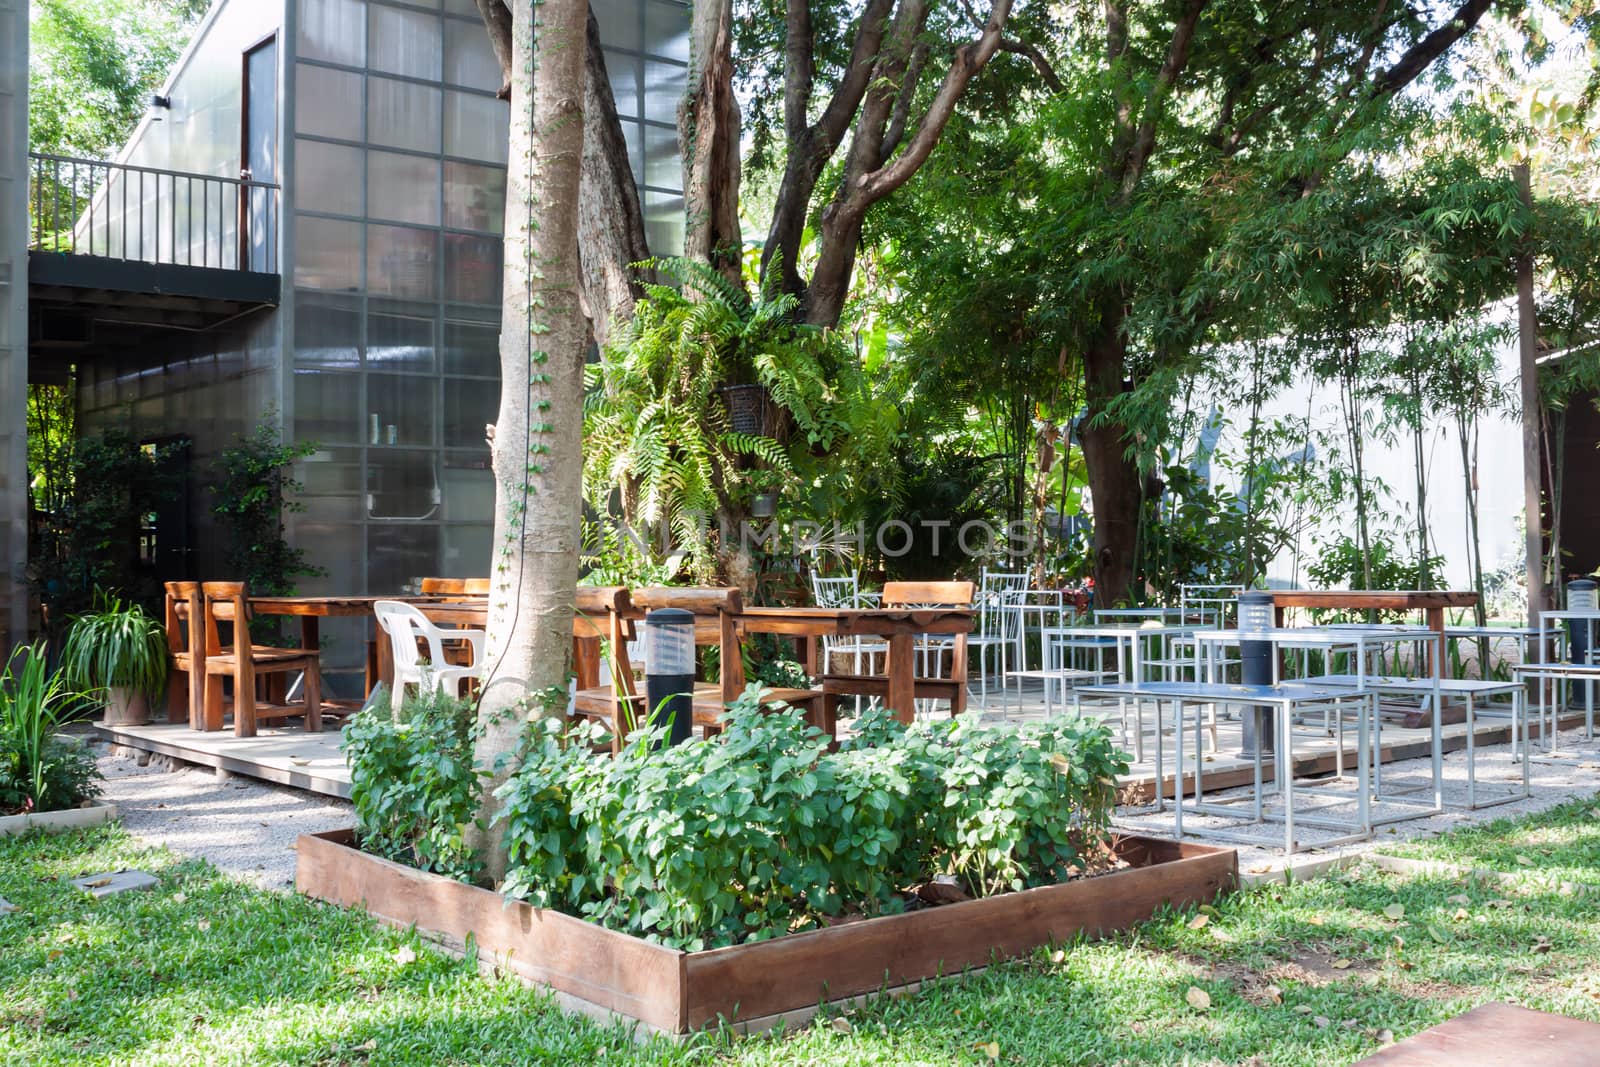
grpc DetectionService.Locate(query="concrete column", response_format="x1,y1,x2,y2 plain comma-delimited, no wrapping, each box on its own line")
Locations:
0,0,27,647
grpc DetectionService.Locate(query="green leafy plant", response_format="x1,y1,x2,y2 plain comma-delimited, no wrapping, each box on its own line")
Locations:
0,644,100,815
494,693,1128,950
583,256,896,582
58,591,168,702
342,686,485,881
28,429,181,628
209,420,324,595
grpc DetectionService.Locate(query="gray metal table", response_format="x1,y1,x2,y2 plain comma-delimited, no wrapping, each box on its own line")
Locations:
1079,680,1375,855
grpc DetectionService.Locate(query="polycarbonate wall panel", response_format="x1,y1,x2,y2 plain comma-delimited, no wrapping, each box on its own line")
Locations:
287,0,687,602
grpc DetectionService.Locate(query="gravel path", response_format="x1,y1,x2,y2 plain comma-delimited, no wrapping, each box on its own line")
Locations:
90,741,352,891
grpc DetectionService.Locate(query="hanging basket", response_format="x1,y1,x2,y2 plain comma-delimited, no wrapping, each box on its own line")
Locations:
719,384,771,436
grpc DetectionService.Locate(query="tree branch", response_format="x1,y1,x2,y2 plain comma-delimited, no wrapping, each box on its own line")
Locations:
475,0,513,98
1370,0,1492,100
784,0,814,143
998,37,1063,92
859,0,1014,204
812,0,900,148
1117,0,1207,201
880,41,931,165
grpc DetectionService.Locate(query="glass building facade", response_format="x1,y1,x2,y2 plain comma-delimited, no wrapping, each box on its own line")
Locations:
77,0,688,692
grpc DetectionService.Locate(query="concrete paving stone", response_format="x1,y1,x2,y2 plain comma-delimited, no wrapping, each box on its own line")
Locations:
69,869,160,899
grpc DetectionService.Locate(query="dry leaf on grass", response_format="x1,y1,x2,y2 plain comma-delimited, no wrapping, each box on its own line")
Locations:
1306,915,1325,926
393,946,417,966
1186,986,1212,1012
977,1041,1000,1060
1382,902,1405,921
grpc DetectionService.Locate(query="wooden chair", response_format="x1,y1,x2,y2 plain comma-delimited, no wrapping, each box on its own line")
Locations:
199,581,323,737
818,580,976,728
419,577,491,601
570,586,643,752
162,581,203,728
884,579,975,716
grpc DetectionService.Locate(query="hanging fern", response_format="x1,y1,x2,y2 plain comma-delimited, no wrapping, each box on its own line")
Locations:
583,256,900,583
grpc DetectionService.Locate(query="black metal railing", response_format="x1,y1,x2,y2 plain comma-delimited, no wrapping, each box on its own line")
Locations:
29,152,281,274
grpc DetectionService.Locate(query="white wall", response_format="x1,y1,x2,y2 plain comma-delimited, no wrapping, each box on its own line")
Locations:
1207,326,1525,592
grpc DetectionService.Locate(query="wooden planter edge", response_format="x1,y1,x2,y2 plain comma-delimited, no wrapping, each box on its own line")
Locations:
296,829,1236,1035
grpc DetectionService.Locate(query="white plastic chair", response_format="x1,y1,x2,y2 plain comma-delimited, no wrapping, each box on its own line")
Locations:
373,600,486,712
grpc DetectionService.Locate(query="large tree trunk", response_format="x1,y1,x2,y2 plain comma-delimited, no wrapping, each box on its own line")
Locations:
578,8,650,346
1081,305,1141,607
470,0,590,883
679,0,743,285
479,1,648,347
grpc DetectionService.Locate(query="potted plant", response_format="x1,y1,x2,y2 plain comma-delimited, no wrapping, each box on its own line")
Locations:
59,594,168,727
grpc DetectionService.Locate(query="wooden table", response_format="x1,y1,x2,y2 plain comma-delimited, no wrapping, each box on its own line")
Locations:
736,605,974,726
1354,1002,1600,1066
250,595,468,696
1270,590,1479,727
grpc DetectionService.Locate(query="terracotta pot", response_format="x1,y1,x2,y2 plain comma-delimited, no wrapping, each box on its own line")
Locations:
103,687,151,727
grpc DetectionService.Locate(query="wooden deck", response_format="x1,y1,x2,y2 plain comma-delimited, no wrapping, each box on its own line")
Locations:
97,722,352,799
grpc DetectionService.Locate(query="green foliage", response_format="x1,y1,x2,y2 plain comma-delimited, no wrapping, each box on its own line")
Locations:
0,645,100,815
30,429,181,624
29,0,205,158
342,686,485,882
58,591,168,701
496,694,1127,950
209,421,324,595
1308,535,1445,621
583,257,897,580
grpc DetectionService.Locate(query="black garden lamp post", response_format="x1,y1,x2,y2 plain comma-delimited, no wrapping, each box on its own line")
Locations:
644,607,695,747
1238,590,1276,759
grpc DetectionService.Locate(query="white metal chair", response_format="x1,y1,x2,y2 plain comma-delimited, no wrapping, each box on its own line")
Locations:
811,574,886,712
968,569,1030,708
373,600,486,712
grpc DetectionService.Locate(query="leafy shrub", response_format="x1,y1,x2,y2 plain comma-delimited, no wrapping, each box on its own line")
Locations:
342,686,484,881
0,644,101,815
496,692,1128,950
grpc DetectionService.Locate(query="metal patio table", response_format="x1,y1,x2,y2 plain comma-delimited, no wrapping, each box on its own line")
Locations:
1055,623,1200,759
1313,674,1529,810
1079,680,1375,855
1533,610,1600,741
1511,660,1600,751
1190,625,1447,820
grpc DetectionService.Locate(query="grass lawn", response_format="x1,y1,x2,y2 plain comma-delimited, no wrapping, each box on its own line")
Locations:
1,805,1597,1067
1380,791,1600,888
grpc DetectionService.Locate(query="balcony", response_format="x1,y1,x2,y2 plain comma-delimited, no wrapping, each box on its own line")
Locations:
27,153,283,379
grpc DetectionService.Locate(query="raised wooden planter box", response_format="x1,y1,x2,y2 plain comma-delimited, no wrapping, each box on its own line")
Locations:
297,829,1235,1035
0,799,118,837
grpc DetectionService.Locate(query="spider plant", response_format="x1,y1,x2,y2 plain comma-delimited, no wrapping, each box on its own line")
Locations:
0,643,99,814
59,592,169,704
